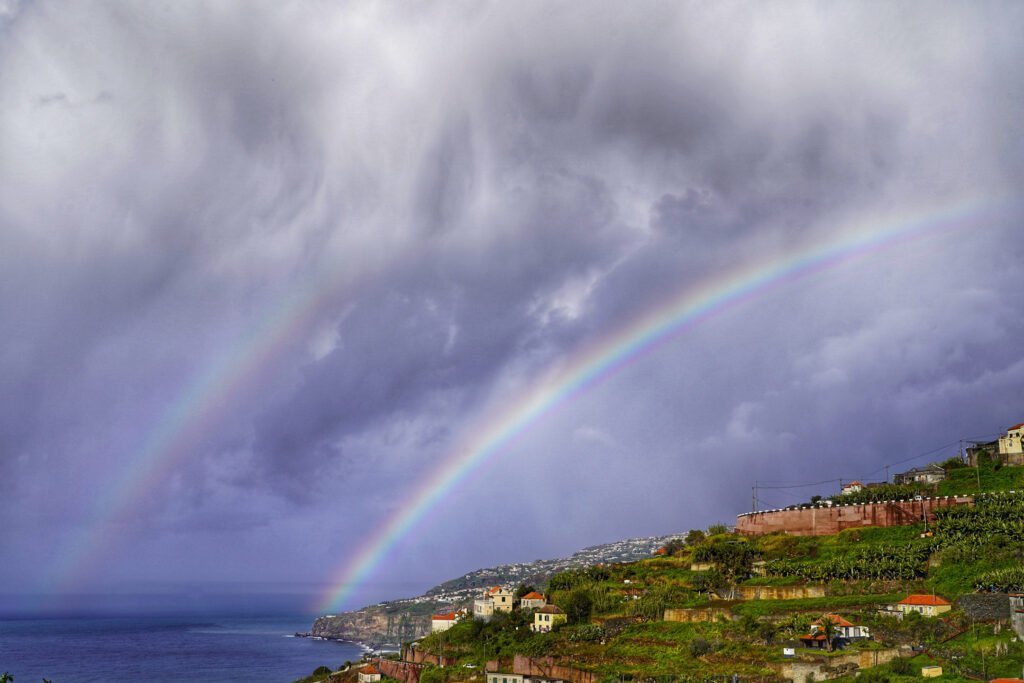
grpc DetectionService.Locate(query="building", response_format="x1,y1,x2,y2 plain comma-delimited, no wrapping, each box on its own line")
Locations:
967,440,999,467
431,612,459,633
799,614,869,649
487,674,524,683
840,481,863,495
487,586,515,613
358,665,382,683
473,597,494,621
894,464,946,486
999,423,1024,465
531,605,567,633
520,591,547,610
896,594,952,617
921,666,943,678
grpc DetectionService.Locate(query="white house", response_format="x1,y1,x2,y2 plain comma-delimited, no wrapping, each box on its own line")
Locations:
840,481,863,495
431,612,459,633
358,664,382,683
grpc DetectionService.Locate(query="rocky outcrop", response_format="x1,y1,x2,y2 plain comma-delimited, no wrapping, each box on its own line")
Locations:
312,604,433,647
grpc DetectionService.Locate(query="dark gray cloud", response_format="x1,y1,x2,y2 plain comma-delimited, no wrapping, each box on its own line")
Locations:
2,1,1024,608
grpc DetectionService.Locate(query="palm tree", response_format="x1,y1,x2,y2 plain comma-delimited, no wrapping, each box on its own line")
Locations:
0,673,12,683
818,615,838,652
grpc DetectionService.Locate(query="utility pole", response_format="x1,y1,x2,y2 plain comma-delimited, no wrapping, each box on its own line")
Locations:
752,483,758,513
885,464,890,483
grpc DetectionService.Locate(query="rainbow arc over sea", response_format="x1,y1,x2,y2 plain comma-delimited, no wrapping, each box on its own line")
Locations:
316,196,1013,612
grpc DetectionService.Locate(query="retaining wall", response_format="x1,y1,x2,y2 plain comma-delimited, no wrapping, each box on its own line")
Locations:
738,585,828,600
376,658,423,683
664,607,735,623
736,496,973,536
512,655,599,683
772,648,903,682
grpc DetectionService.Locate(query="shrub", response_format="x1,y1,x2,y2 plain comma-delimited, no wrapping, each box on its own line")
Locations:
690,636,712,657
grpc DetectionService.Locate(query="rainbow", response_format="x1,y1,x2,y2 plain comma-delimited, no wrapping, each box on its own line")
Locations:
316,196,1013,612
42,261,373,598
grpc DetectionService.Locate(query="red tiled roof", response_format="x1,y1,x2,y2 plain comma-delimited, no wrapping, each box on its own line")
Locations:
432,612,458,621
521,592,544,600
487,585,505,594
812,614,854,627
655,547,667,555
843,481,862,488
360,665,380,675
537,605,564,614
899,594,950,606
800,633,828,641
1010,423,1024,431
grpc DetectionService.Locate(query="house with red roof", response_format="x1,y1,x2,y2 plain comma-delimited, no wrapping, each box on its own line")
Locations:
799,614,870,649
520,591,547,610
999,423,1024,465
431,611,460,633
895,594,951,617
358,664,382,683
840,481,863,495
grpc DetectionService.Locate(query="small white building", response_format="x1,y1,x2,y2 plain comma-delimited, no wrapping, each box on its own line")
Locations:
487,674,524,683
358,664,382,683
431,612,459,633
840,481,863,495
474,597,494,621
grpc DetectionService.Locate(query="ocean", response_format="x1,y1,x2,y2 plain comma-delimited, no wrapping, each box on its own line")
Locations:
0,614,364,682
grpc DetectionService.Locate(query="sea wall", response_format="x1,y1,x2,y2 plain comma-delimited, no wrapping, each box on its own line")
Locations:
736,496,973,536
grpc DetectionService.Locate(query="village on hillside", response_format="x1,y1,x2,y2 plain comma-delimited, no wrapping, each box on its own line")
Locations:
299,422,1024,683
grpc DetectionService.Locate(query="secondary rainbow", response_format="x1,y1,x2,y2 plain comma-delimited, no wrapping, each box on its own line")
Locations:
42,259,377,598
317,196,1012,612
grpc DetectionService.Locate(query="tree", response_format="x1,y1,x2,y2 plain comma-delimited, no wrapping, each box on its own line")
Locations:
817,616,838,652
759,622,778,645
0,674,12,683
662,538,686,556
684,529,706,546
560,589,593,625
707,523,730,536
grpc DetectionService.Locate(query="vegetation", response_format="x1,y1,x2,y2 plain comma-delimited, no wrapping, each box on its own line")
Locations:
401,472,1024,683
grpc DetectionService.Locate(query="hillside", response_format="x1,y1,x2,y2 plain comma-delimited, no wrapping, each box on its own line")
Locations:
311,533,687,646
302,455,1024,682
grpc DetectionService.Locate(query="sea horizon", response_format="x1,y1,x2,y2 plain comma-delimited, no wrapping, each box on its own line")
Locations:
0,610,365,683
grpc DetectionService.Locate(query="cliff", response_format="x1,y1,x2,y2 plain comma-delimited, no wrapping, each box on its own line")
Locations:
312,531,686,646
312,601,435,647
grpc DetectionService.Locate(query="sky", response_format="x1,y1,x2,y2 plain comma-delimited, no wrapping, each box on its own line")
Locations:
2,1,1024,616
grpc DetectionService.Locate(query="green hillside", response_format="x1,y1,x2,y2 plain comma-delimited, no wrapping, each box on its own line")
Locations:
297,472,1024,683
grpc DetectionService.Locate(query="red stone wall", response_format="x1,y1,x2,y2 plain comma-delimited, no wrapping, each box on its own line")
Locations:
735,496,973,536
511,655,599,683
376,658,423,683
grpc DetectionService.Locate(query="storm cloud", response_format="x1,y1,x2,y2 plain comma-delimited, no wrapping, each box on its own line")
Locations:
2,1,1023,610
